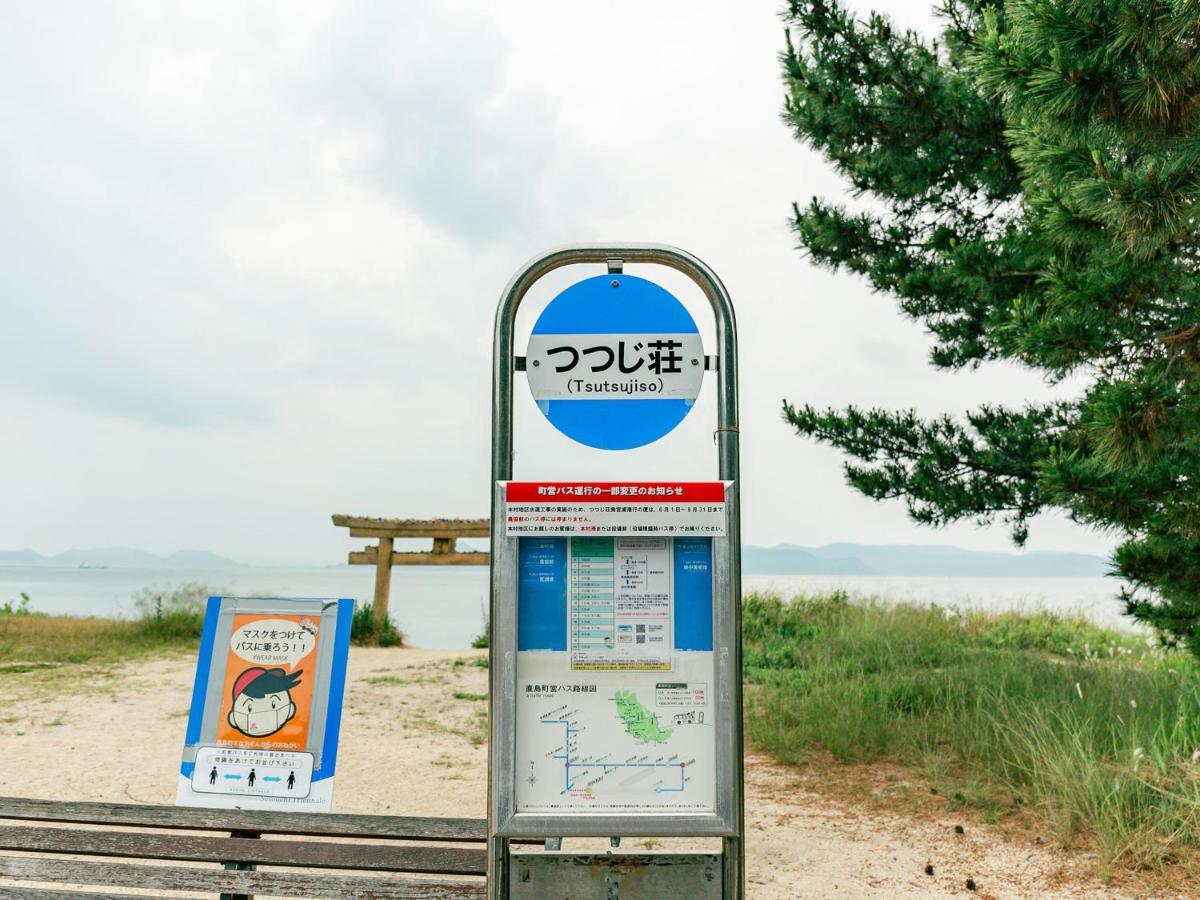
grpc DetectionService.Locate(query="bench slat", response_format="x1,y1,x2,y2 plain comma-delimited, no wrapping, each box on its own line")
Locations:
0,797,485,842
0,857,485,899
0,826,486,875
0,890,174,900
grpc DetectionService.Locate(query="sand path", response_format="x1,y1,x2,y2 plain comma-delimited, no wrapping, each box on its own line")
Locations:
0,647,1148,898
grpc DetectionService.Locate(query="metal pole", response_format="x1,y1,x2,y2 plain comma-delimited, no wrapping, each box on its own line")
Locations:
221,829,260,900
488,244,742,899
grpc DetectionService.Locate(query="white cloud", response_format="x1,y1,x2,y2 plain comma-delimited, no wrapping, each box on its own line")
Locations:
0,0,1113,564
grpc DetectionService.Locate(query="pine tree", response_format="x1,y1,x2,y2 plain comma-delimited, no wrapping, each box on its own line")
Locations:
781,0,1200,650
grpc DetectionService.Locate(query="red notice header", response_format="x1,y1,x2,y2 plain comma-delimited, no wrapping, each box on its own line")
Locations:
505,482,726,503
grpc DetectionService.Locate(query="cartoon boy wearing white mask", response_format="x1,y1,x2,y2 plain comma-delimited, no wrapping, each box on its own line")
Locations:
227,667,303,738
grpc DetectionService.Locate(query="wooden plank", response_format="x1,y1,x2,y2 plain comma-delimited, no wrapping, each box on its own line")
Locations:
398,551,488,565
0,889,173,900
347,527,490,540
349,550,489,567
0,826,486,875
0,797,487,842
332,515,489,539
0,857,485,899
509,853,723,900
393,552,488,566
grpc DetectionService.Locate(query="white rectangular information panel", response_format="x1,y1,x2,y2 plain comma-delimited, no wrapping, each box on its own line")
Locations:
190,746,314,799
514,660,716,815
505,482,726,537
513,529,717,816
526,332,705,401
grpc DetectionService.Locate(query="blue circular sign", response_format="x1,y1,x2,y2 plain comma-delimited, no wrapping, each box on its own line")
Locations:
525,274,704,450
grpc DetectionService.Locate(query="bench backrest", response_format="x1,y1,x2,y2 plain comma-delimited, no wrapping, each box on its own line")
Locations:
0,796,486,899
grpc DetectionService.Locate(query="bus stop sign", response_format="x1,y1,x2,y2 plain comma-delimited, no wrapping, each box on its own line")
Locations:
526,274,703,450
492,245,743,900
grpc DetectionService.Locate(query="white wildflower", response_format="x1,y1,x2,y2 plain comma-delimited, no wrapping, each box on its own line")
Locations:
1191,749,1200,764
1130,699,1137,709
1133,747,1144,760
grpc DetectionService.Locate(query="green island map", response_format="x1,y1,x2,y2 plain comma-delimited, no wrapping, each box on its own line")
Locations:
613,689,674,744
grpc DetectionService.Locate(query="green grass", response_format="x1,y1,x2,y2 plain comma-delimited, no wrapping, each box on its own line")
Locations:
743,592,1200,871
0,584,213,665
2,590,410,661
0,589,414,664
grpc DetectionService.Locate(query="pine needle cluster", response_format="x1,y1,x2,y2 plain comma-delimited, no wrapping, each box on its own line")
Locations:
782,0,1200,651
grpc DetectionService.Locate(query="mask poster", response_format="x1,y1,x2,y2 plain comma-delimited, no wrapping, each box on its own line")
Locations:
176,597,353,812
219,614,318,748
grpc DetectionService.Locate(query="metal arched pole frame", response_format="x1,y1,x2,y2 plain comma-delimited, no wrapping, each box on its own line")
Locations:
488,244,743,899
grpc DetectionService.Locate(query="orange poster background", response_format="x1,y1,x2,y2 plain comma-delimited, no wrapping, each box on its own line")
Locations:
216,613,320,751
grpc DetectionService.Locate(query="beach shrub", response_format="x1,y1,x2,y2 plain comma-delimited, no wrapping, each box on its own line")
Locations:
131,583,211,640
350,603,403,647
0,593,38,616
744,592,1200,870
472,601,490,649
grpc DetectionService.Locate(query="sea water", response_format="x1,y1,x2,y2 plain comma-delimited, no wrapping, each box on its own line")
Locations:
0,565,1134,649
0,565,489,649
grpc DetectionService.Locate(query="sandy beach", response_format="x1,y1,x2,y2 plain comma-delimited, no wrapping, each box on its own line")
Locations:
0,647,1151,898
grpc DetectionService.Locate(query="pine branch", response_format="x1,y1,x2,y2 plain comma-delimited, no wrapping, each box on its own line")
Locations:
782,0,1200,651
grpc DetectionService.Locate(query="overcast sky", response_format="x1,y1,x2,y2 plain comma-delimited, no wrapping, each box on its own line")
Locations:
0,1,1114,565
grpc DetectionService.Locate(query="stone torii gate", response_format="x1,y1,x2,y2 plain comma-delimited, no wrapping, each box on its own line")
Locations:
331,514,489,625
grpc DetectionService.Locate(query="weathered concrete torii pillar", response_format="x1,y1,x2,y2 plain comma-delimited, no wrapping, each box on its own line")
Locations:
331,515,489,626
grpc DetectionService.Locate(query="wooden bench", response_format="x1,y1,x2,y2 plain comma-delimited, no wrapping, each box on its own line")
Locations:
0,796,487,899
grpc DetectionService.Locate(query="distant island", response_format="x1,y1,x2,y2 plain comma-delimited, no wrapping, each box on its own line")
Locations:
742,543,1110,578
0,547,241,569
0,542,1109,577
